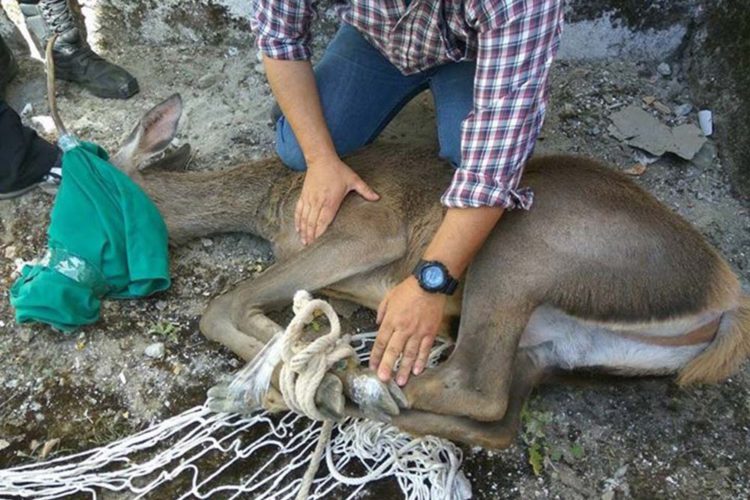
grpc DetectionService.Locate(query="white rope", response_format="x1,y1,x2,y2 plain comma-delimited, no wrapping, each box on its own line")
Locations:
279,290,356,421
0,296,472,499
277,290,358,499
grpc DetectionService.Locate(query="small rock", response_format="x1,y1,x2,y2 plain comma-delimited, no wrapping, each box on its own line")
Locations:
657,62,672,77
196,74,219,90
4,245,17,259
21,103,33,116
254,63,266,75
0,439,9,452
226,46,239,57
144,342,166,359
652,101,672,115
692,141,716,170
19,329,33,343
602,491,615,500
201,238,214,248
589,126,601,136
642,95,657,106
155,300,168,311
559,103,577,119
674,103,693,117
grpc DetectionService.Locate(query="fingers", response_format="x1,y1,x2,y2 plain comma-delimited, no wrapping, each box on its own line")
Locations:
413,335,434,376
377,331,407,383
304,201,322,245
313,203,336,240
395,336,421,386
294,196,303,234
353,178,380,201
369,325,393,371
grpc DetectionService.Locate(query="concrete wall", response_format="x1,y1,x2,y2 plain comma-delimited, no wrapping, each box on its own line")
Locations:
684,0,750,200
69,0,699,62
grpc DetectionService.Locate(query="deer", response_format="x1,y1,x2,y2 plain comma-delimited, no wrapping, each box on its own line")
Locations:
93,93,749,450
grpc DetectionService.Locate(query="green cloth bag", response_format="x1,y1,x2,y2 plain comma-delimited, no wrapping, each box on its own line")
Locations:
10,139,171,333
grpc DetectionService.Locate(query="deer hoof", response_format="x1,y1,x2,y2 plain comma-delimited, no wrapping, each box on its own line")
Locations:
315,372,345,420
345,369,410,423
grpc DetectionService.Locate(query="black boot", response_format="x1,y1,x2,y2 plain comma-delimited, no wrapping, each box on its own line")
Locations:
0,36,18,97
20,0,139,99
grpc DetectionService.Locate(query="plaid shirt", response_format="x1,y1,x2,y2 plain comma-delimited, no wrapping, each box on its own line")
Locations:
252,0,564,210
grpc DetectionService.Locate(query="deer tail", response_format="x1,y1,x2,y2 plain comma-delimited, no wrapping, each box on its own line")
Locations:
677,294,750,385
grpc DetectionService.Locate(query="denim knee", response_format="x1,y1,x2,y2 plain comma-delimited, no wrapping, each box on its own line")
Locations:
438,137,462,168
275,118,307,171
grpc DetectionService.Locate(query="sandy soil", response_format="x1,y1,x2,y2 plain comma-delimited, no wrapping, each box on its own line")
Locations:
1,24,749,500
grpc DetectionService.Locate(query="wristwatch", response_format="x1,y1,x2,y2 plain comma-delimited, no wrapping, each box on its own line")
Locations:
412,259,459,295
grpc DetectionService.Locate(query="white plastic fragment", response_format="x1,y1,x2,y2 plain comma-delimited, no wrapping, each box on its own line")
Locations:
698,110,713,136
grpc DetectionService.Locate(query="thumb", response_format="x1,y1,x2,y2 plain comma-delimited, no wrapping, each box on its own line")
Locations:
353,178,380,201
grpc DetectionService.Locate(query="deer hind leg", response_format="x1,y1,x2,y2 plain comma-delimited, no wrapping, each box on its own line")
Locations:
401,300,533,422
385,348,545,449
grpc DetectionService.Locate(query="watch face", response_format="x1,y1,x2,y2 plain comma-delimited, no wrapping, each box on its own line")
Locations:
421,265,446,290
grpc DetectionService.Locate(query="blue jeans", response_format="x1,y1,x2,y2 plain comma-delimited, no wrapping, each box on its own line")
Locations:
276,24,475,170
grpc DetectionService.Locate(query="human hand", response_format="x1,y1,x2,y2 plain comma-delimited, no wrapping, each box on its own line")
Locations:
370,277,447,386
295,157,379,245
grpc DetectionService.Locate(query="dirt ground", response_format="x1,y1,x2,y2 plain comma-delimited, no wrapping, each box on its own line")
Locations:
1,20,750,500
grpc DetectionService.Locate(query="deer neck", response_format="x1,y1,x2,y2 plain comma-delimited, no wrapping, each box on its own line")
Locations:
135,160,295,244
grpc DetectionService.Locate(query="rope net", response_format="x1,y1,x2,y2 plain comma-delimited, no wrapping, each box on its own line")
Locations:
0,331,472,499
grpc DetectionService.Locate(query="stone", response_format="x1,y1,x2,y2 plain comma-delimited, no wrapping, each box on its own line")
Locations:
144,342,166,359
559,103,578,119
692,141,717,170
657,62,672,76
674,103,693,116
196,74,219,90
652,101,672,115
671,123,708,160
609,105,706,160
254,63,265,75
4,245,16,259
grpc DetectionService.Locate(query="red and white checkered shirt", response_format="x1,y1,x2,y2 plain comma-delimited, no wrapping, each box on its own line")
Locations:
252,0,564,210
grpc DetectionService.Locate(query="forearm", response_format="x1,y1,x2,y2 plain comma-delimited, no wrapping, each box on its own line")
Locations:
263,56,337,166
423,207,504,278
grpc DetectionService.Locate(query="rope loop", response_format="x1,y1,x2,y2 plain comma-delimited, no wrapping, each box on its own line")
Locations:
279,291,357,422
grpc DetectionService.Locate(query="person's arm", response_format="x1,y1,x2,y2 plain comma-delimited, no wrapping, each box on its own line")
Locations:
252,0,377,245
370,0,565,386
264,58,379,245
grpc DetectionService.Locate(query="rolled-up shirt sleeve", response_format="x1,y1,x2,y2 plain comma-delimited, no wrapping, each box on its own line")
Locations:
441,0,564,210
251,0,318,61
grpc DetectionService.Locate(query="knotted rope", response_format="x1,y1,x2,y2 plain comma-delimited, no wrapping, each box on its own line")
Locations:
279,291,356,421
278,291,359,499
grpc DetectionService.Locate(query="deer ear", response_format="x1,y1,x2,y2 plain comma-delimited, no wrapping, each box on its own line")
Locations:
112,94,183,174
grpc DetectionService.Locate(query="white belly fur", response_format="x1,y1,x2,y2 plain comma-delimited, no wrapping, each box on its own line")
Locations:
519,306,717,376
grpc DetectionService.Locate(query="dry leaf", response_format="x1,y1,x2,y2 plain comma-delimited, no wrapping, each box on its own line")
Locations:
40,438,60,459
652,101,672,115
624,163,647,176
